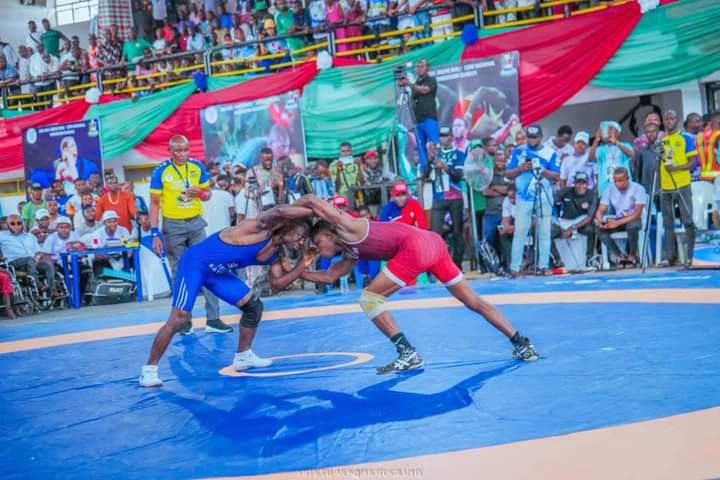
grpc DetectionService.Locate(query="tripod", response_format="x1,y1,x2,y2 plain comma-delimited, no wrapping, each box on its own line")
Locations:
529,168,555,274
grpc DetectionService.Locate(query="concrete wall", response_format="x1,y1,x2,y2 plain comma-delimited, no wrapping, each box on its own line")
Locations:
0,0,90,50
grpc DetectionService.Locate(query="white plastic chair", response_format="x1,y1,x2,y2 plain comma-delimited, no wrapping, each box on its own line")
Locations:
691,181,715,231
601,208,650,269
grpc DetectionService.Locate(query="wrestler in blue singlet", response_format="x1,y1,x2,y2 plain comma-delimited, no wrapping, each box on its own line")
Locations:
172,232,279,312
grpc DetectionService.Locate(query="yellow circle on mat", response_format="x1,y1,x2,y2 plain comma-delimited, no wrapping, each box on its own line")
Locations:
218,352,375,378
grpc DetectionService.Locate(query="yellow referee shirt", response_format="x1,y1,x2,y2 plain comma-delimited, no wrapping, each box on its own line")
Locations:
149,159,210,220
659,131,693,191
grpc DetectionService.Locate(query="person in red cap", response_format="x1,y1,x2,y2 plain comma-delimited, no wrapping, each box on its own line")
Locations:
379,182,427,230
285,194,539,374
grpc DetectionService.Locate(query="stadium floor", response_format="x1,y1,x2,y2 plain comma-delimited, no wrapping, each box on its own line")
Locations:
1,268,719,479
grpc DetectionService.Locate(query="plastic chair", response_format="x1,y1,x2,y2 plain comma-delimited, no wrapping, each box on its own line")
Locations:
601,210,650,269
691,180,715,231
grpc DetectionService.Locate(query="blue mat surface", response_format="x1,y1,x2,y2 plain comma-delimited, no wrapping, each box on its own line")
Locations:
1,271,719,479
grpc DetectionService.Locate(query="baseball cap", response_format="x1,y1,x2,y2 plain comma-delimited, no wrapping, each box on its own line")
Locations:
469,139,483,150
574,131,590,144
526,125,543,138
330,195,348,208
102,210,119,222
439,126,451,136
35,208,49,220
364,150,378,160
391,183,409,197
31,182,43,190
56,216,72,226
574,171,589,183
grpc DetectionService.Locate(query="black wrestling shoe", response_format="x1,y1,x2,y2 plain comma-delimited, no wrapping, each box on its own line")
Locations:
376,348,424,375
178,321,194,336
205,318,233,333
511,333,539,361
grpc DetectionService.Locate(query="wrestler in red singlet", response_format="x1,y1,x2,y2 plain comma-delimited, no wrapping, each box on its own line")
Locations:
342,219,462,287
289,194,539,374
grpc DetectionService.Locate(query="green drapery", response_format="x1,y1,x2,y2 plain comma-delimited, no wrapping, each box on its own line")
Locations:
84,82,196,159
592,0,720,89
1,109,31,118
207,73,264,91
302,38,466,158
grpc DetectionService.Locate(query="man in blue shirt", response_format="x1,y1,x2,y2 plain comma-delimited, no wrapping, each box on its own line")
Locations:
506,124,560,276
0,214,57,294
424,126,466,268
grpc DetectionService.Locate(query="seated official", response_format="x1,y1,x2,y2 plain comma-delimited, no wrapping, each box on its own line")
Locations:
31,208,52,251
379,182,427,229
551,172,598,266
75,205,100,241
594,167,647,267
497,184,517,273
42,216,90,295
0,214,57,296
90,211,132,275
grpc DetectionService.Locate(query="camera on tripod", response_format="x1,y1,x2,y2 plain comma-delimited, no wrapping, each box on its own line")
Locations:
393,64,407,81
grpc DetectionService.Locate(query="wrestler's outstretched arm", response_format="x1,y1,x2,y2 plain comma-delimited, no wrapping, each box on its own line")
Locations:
257,204,314,230
301,257,357,285
269,249,318,292
293,194,365,239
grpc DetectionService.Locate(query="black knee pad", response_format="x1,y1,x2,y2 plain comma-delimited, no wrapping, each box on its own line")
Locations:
240,295,264,328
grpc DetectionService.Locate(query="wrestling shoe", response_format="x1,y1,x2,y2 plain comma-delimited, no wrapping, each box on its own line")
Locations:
376,348,424,375
139,365,163,387
205,319,233,333
233,349,273,371
511,332,539,361
178,320,194,336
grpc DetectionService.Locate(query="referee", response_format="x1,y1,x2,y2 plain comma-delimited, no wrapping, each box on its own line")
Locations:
149,135,232,335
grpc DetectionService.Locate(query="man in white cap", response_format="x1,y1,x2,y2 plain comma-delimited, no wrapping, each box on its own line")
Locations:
589,121,634,195
559,131,596,190
31,208,52,250
90,211,132,274
0,213,57,295
41,216,80,262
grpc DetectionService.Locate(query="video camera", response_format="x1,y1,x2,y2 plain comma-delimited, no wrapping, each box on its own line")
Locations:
393,64,407,81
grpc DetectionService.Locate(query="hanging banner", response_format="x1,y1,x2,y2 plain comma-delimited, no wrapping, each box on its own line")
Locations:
199,90,307,169
23,119,103,193
397,54,521,181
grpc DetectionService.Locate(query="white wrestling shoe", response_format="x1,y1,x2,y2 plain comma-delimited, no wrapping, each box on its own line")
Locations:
139,365,163,387
233,349,273,371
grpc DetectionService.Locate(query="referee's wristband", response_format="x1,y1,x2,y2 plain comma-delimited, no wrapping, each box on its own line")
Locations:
151,228,161,237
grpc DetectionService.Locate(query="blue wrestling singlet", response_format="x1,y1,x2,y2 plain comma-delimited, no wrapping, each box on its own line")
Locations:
172,232,279,312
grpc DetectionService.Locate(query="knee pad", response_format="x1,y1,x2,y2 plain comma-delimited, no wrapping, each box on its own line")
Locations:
240,295,264,328
359,289,388,320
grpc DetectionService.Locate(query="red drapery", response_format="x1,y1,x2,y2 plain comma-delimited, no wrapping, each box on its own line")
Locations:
462,1,642,124
135,63,319,160
0,101,91,174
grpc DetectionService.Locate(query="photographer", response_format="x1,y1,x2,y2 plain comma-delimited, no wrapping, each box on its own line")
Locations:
397,59,438,171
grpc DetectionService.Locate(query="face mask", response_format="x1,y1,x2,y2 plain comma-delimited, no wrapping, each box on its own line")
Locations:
339,155,353,164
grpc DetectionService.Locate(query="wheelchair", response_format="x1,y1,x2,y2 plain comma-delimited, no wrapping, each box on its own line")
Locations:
0,259,69,315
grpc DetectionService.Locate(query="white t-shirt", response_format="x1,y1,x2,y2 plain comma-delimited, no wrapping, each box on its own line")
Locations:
234,189,261,220
501,196,515,219
152,0,168,20
544,137,574,162
600,181,646,219
91,225,131,248
202,189,235,235
560,152,596,189
41,231,80,260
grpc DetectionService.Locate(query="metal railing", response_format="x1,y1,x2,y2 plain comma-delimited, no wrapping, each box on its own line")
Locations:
2,0,618,111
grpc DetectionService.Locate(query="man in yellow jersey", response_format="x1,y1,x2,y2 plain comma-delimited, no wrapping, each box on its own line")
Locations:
149,135,232,335
659,110,696,267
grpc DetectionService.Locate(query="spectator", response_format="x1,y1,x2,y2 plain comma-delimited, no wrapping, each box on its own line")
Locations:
684,112,703,136
366,0,396,38
41,216,80,262
246,147,285,210
308,160,335,199
151,0,168,26
52,182,72,217
552,171,598,266
465,139,487,239
0,266,15,318
66,178,94,215
177,11,195,34
0,54,19,91
189,3,202,25
41,19,68,58
589,121,634,195
425,126,466,268
451,117,470,152
594,167,646,267
633,122,662,202
134,0,155,41
123,181,148,215
330,141,364,200
258,19,289,70
122,27,153,72
275,0,303,52
481,145,510,245
0,38,18,68
450,0,475,32
75,205,100,239
21,183,47,231
697,112,720,181
219,4,234,30
187,25,206,51
337,0,365,52
136,211,153,239
31,208,52,249
153,27,169,54
544,125,574,162
309,0,328,42
95,174,137,232
362,150,395,206
202,176,236,235
46,198,60,230
59,47,87,89
0,214,57,296
399,59,438,171
90,211,132,274
98,29,122,70
17,46,32,94
659,109,696,267
515,129,527,145
149,135,230,334
559,131,595,189
87,34,100,74
29,46,60,95
379,182,427,229
27,20,43,52
506,124,559,276
633,111,664,153
498,183,517,272
397,0,429,39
